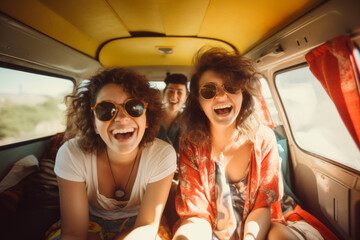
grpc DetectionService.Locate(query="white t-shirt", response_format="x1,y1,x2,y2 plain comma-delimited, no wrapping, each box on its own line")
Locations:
54,138,176,220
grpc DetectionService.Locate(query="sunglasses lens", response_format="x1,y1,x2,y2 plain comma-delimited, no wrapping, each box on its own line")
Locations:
95,102,117,121
200,84,217,99
125,99,146,118
224,82,240,94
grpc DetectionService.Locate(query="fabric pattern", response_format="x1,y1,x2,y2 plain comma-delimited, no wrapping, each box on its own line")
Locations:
230,167,248,223
175,125,338,240
212,165,249,240
305,35,360,149
213,161,238,240
45,215,172,240
176,125,284,234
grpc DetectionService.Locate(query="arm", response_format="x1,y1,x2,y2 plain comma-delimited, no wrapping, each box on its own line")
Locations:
173,139,214,240
172,217,212,240
243,207,271,240
57,177,89,240
115,172,174,240
244,127,282,240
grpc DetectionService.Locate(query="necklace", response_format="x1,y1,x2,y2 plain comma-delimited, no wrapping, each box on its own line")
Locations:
106,148,138,201
212,131,241,162
212,144,225,161
219,152,225,162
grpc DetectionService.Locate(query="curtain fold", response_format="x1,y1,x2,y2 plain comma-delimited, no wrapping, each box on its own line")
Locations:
258,86,275,129
305,35,360,149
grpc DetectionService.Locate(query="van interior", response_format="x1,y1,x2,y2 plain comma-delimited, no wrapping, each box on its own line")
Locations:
0,0,359,239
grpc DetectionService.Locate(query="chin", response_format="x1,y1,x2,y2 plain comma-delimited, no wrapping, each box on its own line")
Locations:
212,115,237,127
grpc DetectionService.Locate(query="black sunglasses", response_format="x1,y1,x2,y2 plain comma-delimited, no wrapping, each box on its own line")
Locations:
199,82,241,99
91,98,148,122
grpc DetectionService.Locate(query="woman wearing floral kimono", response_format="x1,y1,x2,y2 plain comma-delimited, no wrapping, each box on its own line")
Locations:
172,48,334,240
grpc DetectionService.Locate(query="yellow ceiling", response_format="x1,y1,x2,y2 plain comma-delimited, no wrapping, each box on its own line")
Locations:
99,37,234,66
0,0,323,67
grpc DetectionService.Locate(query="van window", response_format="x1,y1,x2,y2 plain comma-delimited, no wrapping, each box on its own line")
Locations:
275,65,360,171
0,67,74,146
149,81,190,93
150,81,166,91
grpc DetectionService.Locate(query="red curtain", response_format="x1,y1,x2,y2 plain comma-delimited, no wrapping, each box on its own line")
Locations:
305,35,360,149
258,86,275,129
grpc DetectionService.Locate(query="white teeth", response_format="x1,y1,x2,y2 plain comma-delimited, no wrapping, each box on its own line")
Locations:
214,104,231,110
112,128,134,134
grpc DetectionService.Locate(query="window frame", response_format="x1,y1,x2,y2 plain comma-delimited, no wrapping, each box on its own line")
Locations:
274,63,360,174
0,61,75,150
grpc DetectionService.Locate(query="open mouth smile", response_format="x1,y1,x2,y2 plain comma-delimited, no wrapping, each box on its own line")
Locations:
112,128,135,140
214,104,233,116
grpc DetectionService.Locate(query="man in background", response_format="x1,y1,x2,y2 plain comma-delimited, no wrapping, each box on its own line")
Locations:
158,73,188,154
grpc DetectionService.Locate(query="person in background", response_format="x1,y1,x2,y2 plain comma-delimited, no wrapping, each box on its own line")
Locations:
157,73,188,232
172,48,331,240
46,67,176,240
158,73,188,154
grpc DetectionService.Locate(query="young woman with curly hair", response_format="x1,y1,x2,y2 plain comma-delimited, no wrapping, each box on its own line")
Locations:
47,67,176,240
172,48,332,240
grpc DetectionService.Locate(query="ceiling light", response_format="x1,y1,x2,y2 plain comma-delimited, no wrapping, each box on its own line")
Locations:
158,47,173,54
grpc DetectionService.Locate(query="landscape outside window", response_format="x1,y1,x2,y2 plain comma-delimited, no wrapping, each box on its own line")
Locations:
275,66,360,171
0,67,74,146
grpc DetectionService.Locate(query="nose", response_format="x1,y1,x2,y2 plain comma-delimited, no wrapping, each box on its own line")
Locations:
215,86,226,98
170,92,177,100
114,105,130,122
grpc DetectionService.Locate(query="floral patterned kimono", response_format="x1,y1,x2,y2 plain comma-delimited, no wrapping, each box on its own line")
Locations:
175,125,337,240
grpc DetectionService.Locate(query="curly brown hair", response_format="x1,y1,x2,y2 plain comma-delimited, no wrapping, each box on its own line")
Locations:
180,47,262,145
63,67,164,153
